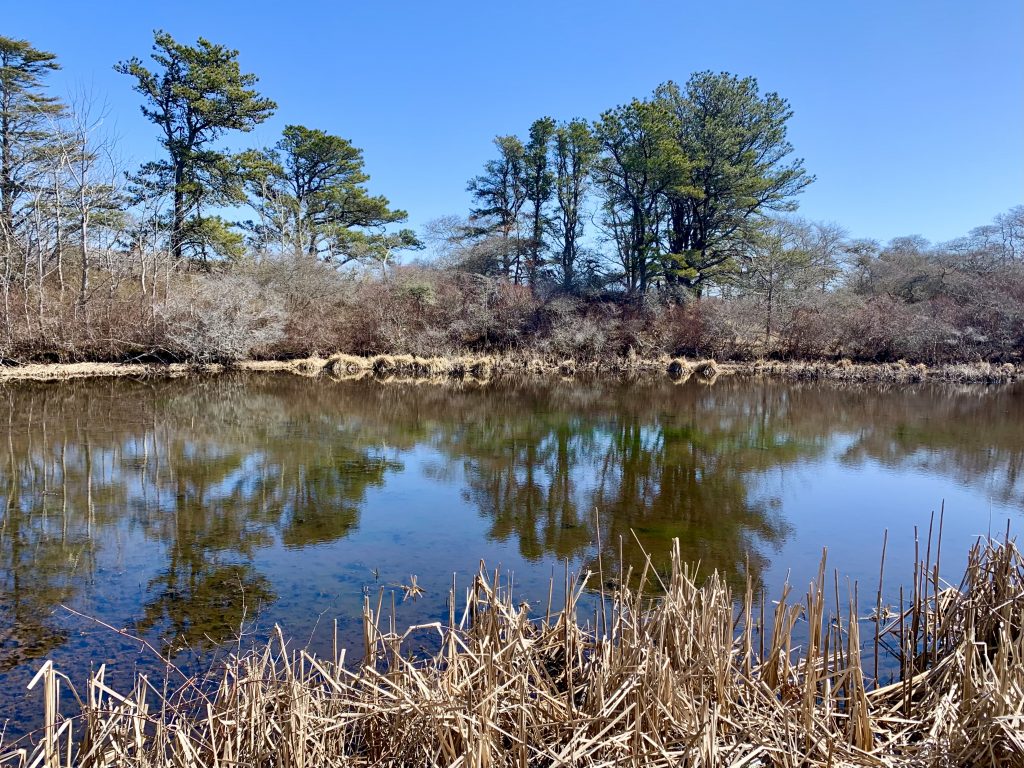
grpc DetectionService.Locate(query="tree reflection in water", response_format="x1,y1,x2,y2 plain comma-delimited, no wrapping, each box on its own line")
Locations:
0,374,1020,688
443,380,809,591
0,379,403,659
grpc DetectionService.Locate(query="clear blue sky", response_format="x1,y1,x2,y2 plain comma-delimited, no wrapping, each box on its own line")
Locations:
6,0,1022,244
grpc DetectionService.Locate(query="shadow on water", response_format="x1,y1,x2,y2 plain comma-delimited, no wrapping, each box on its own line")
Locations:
0,373,1021,730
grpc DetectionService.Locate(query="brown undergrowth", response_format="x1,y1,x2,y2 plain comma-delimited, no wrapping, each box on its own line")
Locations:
1,533,1022,767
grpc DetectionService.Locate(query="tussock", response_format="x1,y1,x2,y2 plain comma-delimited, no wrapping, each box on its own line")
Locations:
4,534,1023,767
327,354,372,377
292,356,330,376
448,355,494,380
522,357,545,375
693,359,719,379
667,357,690,379
365,354,494,380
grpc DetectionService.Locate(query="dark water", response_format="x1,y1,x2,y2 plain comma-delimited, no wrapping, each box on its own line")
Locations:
1,373,1022,732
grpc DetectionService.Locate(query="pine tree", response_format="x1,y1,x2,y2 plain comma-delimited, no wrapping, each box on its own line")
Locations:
551,119,598,292
243,125,416,265
593,99,687,298
522,117,555,290
116,31,276,264
467,136,528,281
656,73,813,295
0,36,63,250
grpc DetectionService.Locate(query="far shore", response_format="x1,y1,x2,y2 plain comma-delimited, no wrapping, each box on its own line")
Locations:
0,353,1019,385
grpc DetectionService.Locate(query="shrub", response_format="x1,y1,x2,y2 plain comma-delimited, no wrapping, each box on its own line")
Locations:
161,272,286,362
661,299,742,359
534,297,608,361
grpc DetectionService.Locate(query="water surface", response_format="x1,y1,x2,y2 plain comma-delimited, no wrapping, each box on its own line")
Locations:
1,373,1022,731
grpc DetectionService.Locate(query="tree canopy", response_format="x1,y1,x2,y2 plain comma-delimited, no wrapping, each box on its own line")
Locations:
658,73,813,295
455,71,813,301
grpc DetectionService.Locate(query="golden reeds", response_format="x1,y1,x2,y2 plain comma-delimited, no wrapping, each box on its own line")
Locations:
3,532,1022,767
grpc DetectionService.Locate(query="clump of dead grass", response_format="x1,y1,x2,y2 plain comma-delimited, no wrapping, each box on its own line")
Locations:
667,357,689,379
692,359,719,380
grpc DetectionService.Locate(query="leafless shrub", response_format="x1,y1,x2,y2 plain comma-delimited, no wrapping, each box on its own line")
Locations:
661,300,741,359
160,272,286,362
534,297,608,360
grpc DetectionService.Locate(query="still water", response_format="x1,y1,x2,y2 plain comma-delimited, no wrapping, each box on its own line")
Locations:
1,373,1022,729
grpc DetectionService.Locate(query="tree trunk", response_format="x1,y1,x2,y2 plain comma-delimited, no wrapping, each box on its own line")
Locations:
1,239,11,348
36,237,44,334
78,198,89,325
171,162,185,262
52,173,65,301
0,109,13,244
529,205,542,291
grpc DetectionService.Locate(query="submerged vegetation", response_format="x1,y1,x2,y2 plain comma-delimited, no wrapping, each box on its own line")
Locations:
2,534,1023,766
0,33,1020,367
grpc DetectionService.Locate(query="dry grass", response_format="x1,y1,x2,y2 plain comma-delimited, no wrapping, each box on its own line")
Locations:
2,356,1019,386
737,359,1021,385
0,362,225,382
667,357,690,380
2,532,1022,767
327,354,373,377
692,359,720,380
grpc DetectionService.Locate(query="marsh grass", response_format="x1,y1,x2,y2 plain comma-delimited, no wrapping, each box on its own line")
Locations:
2,355,1019,385
2,530,1022,767
740,359,1020,385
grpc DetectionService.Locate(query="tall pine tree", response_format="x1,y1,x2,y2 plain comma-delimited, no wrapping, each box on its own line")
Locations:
522,117,555,290
467,136,528,281
551,119,598,292
0,37,63,251
117,31,275,263
656,73,812,295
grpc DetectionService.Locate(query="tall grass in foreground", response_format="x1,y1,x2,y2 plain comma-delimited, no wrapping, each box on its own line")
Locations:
2,535,1023,767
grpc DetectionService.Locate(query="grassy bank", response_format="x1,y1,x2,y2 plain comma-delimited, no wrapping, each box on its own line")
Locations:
1,353,1020,385
2,535,1022,767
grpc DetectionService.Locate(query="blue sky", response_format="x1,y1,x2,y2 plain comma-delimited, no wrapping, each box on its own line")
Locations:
6,0,1022,244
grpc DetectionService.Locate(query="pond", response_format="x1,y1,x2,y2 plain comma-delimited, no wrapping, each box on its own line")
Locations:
1,373,1022,733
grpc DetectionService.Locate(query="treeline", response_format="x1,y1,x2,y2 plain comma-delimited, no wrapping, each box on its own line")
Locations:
0,32,1021,365
443,74,813,299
